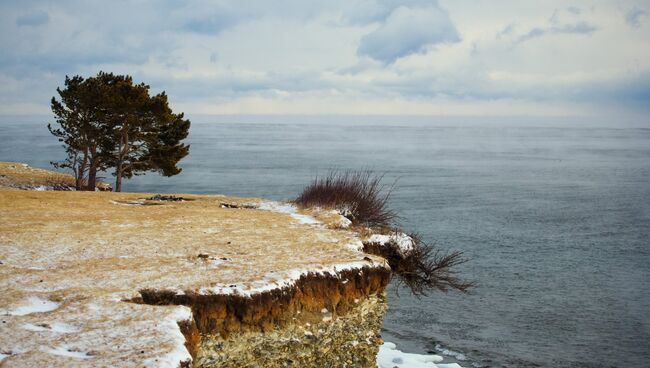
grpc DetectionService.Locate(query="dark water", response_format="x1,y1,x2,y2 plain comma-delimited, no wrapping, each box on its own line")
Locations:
1,117,649,367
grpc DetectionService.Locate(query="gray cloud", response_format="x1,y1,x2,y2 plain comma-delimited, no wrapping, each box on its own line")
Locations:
16,9,49,26
357,2,459,63
517,21,596,43
566,6,582,15
625,7,647,28
0,0,647,117
182,4,242,35
183,17,237,35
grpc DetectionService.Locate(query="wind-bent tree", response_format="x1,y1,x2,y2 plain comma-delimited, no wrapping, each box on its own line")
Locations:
99,73,190,191
49,76,110,190
49,72,190,191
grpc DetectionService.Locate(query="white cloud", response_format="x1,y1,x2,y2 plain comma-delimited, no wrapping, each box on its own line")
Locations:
0,0,648,120
357,3,459,63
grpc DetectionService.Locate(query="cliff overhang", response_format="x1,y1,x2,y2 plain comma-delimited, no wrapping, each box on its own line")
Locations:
0,175,391,367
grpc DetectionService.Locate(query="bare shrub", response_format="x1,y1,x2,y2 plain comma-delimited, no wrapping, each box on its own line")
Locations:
363,233,472,297
294,170,397,228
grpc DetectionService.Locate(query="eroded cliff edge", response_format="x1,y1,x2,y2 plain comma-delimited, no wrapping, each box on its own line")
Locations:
0,167,392,367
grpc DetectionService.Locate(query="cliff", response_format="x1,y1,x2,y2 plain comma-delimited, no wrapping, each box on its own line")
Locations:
0,165,391,367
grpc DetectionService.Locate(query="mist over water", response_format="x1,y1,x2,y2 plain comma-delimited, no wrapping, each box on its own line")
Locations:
1,117,649,367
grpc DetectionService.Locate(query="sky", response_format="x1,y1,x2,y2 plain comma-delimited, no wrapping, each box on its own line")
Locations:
0,0,649,120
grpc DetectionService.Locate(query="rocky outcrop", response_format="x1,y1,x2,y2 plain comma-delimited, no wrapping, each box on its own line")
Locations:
197,293,387,368
136,268,390,367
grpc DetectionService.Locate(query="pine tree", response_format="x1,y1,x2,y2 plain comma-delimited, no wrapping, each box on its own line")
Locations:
49,72,190,191
49,75,111,190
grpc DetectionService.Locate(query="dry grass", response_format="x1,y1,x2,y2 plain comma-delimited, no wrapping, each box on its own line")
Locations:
363,233,472,297
43,173,77,190
0,188,388,367
294,170,397,228
0,161,111,191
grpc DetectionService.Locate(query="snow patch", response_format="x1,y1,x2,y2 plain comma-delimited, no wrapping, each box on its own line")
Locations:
377,342,465,368
109,199,145,206
346,239,364,252
367,232,415,255
142,306,193,368
197,260,388,297
7,297,59,316
328,210,352,228
258,201,320,225
43,346,92,359
22,322,81,333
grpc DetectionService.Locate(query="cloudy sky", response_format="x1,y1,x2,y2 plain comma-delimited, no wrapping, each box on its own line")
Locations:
1,0,649,119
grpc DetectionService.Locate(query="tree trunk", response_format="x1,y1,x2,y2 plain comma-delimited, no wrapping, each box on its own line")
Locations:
76,150,88,190
114,130,129,192
75,167,83,190
86,164,97,191
86,145,98,191
115,165,123,192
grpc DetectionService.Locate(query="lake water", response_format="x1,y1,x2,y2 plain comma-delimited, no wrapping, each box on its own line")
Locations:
1,116,649,367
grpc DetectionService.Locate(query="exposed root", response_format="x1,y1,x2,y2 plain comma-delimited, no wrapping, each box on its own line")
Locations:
363,233,472,297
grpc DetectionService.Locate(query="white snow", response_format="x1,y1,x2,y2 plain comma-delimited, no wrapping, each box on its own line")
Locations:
257,201,320,225
43,346,92,359
197,259,388,297
109,199,145,206
377,342,466,368
7,297,59,316
367,232,415,255
328,209,352,228
21,322,81,333
142,305,193,368
0,353,8,361
346,239,365,251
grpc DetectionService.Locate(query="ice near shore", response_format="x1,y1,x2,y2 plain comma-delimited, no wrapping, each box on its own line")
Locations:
377,342,465,368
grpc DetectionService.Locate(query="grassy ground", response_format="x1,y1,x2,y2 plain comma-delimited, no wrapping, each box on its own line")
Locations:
0,161,111,191
0,164,388,367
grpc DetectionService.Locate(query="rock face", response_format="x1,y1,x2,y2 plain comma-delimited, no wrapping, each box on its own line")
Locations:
0,181,391,367
139,269,390,368
197,293,387,368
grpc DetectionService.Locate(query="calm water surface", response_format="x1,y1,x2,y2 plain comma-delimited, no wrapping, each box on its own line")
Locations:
1,117,649,367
